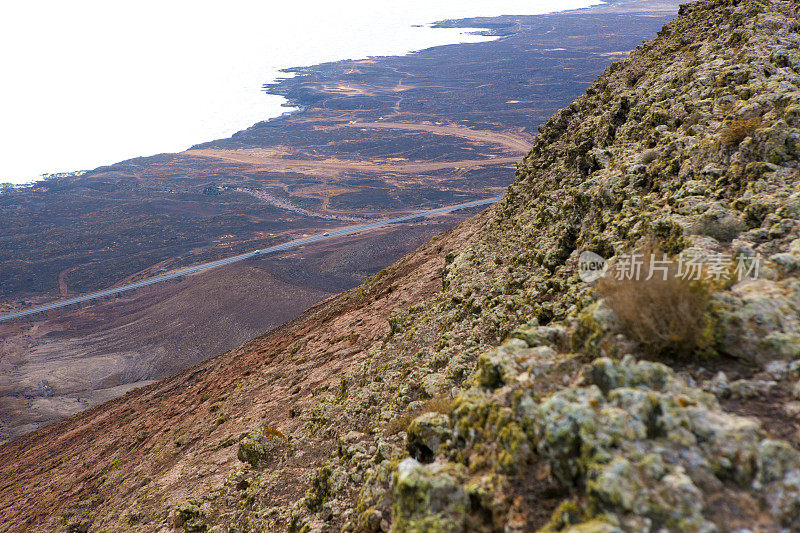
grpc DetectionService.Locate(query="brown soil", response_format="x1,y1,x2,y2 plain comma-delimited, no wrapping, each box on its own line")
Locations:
343,122,534,152
0,221,455,445
721,384,800,449
0,212,488,532
184,148,520,174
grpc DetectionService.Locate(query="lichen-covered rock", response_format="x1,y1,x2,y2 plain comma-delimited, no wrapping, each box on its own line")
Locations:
714,279,800,366
687,408,763,484
529,357,791,529
237,435,266,468
771,252,800,275
764,360,791,380
236,429,286,468
702,371,731,398
392,459,468,532
510,323,569,349
406,413,451,463
473,338,565,391
790,360,800,380
571,301,620,358
473,339,530,389
535,386,615,484
588,356,675,395
728,378,777,398
755,440,800,488
174,503,206,532
755,440,800,526
387,340,800,530
763,471,800,528
588,456,714,532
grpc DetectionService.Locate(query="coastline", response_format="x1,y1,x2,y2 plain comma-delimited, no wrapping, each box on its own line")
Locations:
1,0,601,187
257,4,605,131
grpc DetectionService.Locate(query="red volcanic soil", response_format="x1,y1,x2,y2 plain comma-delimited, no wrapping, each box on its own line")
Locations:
0,219,456,444
0,209,488,532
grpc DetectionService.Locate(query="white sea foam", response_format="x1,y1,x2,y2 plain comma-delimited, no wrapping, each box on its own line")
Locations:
0,0,600,184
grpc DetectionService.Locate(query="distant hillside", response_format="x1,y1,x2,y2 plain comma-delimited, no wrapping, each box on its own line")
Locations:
2,0,800,531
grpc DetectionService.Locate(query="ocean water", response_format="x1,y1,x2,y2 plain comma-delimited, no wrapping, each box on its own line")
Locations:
0,0,599,185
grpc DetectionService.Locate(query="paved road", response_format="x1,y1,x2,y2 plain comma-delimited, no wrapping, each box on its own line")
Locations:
0,197,499,323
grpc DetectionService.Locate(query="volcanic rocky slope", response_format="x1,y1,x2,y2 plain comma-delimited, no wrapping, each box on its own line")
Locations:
3,0,800,531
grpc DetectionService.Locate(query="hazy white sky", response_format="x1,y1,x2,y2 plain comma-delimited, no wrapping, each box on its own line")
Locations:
0,0,598,184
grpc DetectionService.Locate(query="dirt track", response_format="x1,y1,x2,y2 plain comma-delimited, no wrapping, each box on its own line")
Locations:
345,121,534,152
185,148,519,173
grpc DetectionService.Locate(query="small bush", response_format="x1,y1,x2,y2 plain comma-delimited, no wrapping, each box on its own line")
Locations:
385,415,413,436
422,394,452,414
597,250,713,358
720,117,761,148
384,395,452,435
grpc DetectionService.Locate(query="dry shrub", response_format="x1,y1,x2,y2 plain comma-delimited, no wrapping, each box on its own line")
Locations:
597,251,713,358
422,394,452,414
720,117,761,148
384,394,452,435
385,415,413,436
258,426,286,440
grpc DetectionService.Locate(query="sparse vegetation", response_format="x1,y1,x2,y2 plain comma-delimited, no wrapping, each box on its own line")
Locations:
720,116,761,148
125,511,142,526
385,415,414,436
421,395,452,415
385,395,452,435
597,251,713,358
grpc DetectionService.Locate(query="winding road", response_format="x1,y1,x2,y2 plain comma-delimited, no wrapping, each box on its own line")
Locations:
0,197,499,323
